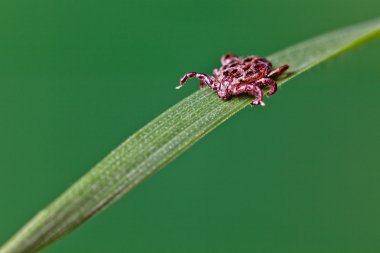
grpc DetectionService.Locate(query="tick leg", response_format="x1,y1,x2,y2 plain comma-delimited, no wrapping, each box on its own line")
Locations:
267,64,289,78
228,83,264,106
176,72,216,90
250,86,264,106
254,78,277,95
217,89,230,100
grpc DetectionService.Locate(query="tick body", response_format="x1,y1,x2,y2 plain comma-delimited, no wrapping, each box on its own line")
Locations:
177,53,289,106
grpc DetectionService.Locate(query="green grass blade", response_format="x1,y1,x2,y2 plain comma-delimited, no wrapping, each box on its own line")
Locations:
1,17,380,253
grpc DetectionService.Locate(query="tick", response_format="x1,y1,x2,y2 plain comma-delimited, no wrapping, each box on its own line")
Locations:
176,53,289,106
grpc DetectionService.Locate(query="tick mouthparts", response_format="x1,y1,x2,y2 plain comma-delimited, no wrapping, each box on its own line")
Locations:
175,85,182,90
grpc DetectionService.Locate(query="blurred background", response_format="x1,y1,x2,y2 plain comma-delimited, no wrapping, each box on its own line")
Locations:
1,0,380,252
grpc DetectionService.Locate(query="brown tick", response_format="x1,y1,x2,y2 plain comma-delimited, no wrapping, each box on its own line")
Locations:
176,53,289,106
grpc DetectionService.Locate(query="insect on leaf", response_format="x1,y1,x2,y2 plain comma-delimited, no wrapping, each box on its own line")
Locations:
1,17,380,253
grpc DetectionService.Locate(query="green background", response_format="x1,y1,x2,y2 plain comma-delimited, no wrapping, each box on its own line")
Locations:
1,0,380,252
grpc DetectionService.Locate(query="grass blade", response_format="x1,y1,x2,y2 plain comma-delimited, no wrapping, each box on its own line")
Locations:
1,17,380,253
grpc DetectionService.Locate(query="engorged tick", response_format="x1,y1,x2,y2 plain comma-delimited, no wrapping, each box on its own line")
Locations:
176,53,289,106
